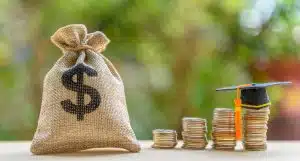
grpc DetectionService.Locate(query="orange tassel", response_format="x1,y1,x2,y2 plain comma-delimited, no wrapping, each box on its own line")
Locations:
234,84,251,141
234,98,242,140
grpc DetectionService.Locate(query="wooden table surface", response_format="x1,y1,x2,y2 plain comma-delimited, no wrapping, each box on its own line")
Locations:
0,141,299,161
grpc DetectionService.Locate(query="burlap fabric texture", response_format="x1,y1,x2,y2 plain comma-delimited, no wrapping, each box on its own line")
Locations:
31,24,141,154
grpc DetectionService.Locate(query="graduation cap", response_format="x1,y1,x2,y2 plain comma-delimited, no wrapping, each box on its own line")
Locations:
216,82,292,109
215,81,291,141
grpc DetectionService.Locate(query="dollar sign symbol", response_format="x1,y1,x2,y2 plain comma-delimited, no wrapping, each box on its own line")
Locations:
61,63,101,121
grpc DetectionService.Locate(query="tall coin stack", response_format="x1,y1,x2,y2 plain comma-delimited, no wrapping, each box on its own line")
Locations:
212,108,236,150
182,117,208,149
152,129,177,149
243,107,270,151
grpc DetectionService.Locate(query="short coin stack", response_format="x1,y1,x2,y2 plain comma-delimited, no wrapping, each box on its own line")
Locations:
182,117,208,149
152,129,177,149
212,108,236,150
243,107,270,151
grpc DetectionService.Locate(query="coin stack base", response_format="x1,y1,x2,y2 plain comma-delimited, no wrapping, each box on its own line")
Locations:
152,129,177,149
243,107,270,151
182,117,208,149
212,108,236,150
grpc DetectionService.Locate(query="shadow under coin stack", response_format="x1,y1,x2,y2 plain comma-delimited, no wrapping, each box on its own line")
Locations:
152,129,177,149
243,107,270,151
182,117,208,149
212,108,236,150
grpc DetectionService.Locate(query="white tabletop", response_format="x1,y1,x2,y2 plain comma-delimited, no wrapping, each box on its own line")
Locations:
0,141,299,161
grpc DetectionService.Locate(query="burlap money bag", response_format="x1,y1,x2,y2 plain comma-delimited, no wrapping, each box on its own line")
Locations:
31,24,141,154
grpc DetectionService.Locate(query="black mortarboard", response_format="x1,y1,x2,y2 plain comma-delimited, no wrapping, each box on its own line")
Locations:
216,82,292,109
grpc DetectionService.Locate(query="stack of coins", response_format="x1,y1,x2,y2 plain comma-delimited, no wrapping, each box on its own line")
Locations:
152,129,177,149
243,107,270,151
212,108,236,150
182,117,208,149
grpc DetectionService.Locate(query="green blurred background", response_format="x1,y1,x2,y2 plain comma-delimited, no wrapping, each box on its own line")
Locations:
0,0,299,140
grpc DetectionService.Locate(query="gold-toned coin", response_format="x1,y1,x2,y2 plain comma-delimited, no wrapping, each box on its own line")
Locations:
243,107,269,151
212,108,236,150
181,117,208,149
152,129,177,149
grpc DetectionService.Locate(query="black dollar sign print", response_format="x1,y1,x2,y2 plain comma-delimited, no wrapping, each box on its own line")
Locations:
61,63,101,121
